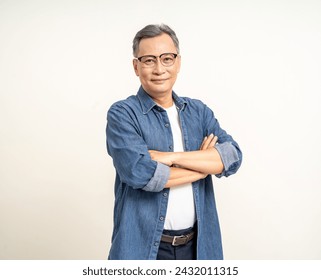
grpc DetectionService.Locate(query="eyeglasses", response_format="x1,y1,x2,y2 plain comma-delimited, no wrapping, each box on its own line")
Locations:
136,53,178,67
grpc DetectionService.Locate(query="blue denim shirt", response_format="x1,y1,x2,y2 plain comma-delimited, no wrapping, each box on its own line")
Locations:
106,86,242,260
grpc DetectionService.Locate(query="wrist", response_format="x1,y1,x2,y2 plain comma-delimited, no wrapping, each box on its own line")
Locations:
170,151,182,165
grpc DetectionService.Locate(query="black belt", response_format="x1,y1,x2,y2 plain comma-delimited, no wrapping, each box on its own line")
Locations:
161,231,195,246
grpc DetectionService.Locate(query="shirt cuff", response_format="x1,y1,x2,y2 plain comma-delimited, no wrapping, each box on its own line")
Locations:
142,162,170,192
215,142,240,177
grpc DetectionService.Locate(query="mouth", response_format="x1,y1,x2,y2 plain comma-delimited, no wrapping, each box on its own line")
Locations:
151,78,169,83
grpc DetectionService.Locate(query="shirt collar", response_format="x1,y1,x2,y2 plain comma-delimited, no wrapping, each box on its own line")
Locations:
137,86,187,114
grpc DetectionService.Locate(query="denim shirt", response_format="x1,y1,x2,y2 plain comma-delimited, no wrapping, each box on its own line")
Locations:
106,86,242,260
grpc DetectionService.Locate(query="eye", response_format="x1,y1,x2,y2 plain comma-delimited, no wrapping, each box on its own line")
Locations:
141,56,156,65
160,54,176,65
145,58,155,64
163,57,174,63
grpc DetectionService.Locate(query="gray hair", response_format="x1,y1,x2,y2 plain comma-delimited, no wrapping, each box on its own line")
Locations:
132,24,180,57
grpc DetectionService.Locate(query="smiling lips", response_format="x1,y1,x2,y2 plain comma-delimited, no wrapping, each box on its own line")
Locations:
151,78,169,83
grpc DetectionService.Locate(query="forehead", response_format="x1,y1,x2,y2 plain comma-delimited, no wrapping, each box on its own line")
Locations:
137,33,177,56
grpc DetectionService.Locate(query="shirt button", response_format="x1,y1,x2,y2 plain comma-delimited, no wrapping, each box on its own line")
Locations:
164,123,169,128
159,216,164,221
169,145,173,150
154,241,159,246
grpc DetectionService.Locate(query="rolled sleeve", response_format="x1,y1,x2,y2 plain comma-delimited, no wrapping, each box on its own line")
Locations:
215,142,241,178
142,162,170,192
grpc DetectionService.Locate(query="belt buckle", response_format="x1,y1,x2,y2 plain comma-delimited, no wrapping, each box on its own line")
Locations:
172,235,186,246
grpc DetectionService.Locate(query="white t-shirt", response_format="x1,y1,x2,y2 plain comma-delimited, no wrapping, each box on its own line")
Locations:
164,104,196,230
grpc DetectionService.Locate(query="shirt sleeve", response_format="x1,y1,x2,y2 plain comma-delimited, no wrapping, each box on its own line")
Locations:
142,161,170,192
203,104,243,177
215,142,241,177
106,103,170,191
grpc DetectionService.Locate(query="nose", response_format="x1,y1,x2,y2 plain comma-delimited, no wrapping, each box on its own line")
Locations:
152,58,166,75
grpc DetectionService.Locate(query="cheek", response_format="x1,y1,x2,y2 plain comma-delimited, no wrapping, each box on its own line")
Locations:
139,71,149,81
169,69,179,80
138,72,151,86
169,65,180,76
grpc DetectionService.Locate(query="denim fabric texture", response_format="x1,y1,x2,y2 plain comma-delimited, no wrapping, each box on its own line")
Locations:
106,86,242,260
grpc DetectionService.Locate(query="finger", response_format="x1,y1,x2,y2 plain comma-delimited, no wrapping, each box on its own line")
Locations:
201,136,212,150
200,136,207,150
201,134,214,150
208,135,218,147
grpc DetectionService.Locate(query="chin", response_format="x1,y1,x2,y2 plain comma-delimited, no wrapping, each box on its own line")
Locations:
148,82,174,94
150,86,172,95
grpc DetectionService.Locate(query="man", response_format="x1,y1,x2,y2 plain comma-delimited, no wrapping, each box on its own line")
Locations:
106,24,242,260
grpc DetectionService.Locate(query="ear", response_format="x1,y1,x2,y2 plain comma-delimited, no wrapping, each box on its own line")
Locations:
133,59,139,76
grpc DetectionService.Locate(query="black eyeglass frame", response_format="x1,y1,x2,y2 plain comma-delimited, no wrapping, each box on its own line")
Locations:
136,53,178,66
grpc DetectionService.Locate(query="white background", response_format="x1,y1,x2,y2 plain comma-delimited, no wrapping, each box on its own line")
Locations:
0,0,320,259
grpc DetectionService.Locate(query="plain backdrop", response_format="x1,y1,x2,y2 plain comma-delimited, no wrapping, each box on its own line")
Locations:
0,0,320,259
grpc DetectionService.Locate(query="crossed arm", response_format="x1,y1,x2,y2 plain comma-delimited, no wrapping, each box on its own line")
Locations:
149,134,224,188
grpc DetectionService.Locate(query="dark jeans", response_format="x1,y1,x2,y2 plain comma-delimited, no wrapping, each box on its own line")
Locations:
157,225,197,260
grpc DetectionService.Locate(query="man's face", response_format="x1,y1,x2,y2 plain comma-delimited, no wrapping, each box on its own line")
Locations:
133,33,181,99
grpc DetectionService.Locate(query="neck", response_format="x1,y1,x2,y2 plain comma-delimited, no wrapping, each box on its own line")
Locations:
153,95,173,108
143,87,174,108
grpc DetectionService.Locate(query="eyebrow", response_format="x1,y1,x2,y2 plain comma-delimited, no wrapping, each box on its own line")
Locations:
136,52,177,59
